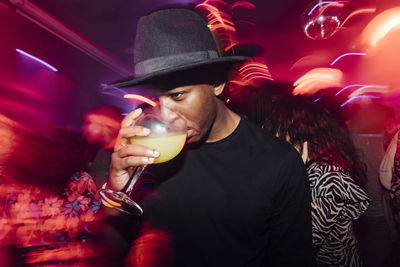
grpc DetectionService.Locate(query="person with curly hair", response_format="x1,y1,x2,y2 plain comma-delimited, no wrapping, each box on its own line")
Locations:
264,95,370,267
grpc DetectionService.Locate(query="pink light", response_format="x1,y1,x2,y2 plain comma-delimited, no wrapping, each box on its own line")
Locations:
361,7,400,47
340,95,379,107
229,60,273,87
15,49,58,72
335,84,365,96
236,20,256,26
330,52,366,66
196,0,238,52
229,1,255,11
123,94,157,107
228,80,247,86
348,85,388,98
292,68,343,95
340,8,376,27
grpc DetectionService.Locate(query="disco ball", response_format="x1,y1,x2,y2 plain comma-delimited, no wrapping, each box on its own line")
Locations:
301,1,346,40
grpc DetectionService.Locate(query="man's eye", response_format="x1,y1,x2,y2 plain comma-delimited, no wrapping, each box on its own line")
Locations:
170,92,184,100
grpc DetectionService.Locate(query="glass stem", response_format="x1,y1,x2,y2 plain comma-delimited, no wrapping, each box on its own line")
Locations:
122,165,146,196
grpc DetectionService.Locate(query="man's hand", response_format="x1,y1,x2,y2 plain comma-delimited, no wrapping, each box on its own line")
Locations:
108,108,160,191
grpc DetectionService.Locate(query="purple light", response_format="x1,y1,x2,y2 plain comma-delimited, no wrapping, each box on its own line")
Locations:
335,84,366,96
15,49,58,72
307,1,341,16
330,52,366,66
340,95,379,107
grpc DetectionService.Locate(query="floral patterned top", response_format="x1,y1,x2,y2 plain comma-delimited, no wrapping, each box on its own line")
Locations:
0,171,101,266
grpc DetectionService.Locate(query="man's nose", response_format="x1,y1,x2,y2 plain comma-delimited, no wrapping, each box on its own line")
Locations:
159,97,179,122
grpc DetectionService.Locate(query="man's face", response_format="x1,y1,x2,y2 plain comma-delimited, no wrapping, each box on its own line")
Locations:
158,83,219,144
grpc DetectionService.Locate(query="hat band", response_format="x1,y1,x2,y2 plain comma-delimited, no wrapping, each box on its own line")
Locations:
134,50,219,76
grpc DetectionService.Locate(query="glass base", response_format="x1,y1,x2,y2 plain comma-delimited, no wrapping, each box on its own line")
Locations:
99,188,143,216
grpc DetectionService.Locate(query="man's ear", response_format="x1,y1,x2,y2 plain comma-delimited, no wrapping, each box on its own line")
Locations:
213,83,226,96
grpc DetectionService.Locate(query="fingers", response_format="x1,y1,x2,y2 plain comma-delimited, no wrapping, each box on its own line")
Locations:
118,144,160,161
108,108,159,192
114,109,151,151
112,144,160,170
121,108,143,128
119,126,151,139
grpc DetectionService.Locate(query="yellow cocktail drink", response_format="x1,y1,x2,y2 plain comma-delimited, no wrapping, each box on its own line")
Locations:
130,133,187,164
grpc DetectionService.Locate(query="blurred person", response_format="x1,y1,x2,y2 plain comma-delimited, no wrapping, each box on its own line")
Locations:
347,99,398,267
82,105,122,187
264,95,370,267
100,7,313,267
380,112,400,265
0,115,103,266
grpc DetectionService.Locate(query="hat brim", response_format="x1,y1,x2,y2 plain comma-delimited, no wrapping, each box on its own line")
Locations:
108,56,248,88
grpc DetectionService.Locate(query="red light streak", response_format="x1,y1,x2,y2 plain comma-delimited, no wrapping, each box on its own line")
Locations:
229,60,273,87
123,94,157,107
292,68,343,95
340,8,376,27
228,80,247,86
348,85,388,98
196,1,237,52
196,0,255,53
229,1,255,11
318,2,345,16
235,20,256,26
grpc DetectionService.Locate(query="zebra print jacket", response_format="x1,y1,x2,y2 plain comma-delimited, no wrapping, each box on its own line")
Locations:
308,164,370,267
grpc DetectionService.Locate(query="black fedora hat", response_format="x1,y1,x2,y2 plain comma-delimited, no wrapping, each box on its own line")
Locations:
109,8,249,88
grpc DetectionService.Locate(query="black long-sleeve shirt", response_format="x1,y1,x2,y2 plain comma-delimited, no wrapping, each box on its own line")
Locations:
135,118,313,266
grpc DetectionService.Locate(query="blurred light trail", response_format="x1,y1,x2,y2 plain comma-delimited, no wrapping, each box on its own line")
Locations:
236,20,256,26
15,48,58,72
361,7,400,47
348,85,388,98
293,68,343,95
100,84,128,99
307,1,345,16
340,95,379,107
124,94,157,107
228,59,273,87
229,1,255,11
10,0,132,76
335,84,365,96
340,8,376,27
196,0,238,51
196,0,256,52
290,53,332,71
330,52,366,66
